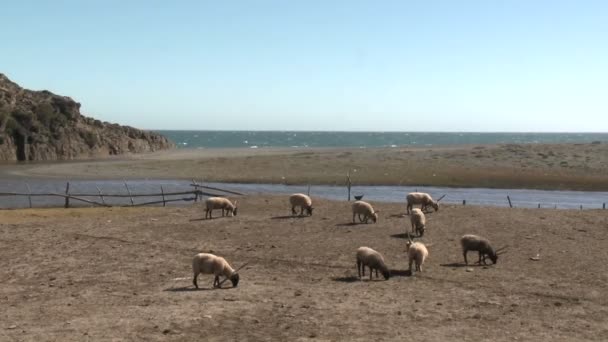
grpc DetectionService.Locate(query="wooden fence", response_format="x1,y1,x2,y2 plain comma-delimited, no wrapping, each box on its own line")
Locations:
0,180,244,209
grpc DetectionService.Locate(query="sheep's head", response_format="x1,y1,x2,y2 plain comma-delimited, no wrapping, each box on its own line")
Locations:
230,273,240,287
232,201,238,216
490,245,508,264
306,206,314,216
371,212,379,223
416,224,425,237
431,202,439,211
382,269,390,280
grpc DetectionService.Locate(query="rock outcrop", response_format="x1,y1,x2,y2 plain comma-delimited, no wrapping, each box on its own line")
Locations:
0,73,173,161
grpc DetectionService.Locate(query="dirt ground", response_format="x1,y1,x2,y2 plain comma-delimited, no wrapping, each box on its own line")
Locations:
1,196,607,341
4,142,608,191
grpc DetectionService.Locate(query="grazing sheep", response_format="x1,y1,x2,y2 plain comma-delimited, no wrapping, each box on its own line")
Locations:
406,192,439,214
409,208,426,237
192,253,240,289
460,234,507,265
406,237,429,275
205,197,238,219
356,247,390,280
352,200,379,224
289,193,313,216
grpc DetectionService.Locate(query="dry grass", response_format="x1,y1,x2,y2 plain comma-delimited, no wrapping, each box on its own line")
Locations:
1,196,608,341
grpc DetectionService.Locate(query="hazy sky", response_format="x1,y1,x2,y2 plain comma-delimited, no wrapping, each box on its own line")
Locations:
1,1,607,131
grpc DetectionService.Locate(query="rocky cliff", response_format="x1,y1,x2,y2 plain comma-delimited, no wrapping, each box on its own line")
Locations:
0,73,174,161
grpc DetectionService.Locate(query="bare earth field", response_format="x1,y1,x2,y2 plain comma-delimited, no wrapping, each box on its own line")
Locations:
3,142,608,191
2,196,607,341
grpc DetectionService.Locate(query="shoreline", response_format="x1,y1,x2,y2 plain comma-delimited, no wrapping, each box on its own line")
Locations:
1,142,607,191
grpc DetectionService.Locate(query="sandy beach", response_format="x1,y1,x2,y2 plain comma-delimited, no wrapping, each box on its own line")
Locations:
2,142,608,191
1,195,607,341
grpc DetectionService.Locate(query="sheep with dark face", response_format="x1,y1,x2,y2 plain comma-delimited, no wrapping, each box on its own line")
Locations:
289,193,313,216
352,200,379,224
460,234,507,265
406,192,438,214
192,253,240,289
409,208,426,237
205,197,238,219
356,247,390,280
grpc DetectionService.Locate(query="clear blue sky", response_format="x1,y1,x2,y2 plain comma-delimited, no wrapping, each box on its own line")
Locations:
1,1,607,132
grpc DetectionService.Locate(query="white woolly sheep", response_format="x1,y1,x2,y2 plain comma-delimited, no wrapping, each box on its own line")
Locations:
289,193,313,216
356,246,390,280
406,192,439,214
460,234,507,265
205,197,238,219
405,237,429,275
192,253,240,289
409,208,426,237
352,200,379,224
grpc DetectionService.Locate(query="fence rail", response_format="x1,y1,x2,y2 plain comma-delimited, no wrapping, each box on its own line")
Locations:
0,180,242,209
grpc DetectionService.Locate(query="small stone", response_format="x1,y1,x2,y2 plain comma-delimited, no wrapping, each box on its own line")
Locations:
397,311,402,315
294,290,303,297
203,315,212,319
7,325,17,330
472,313,481,319
466,268,474,272
49,277,56,281
554,302,562,307
162,329,171,335
436,302,443,306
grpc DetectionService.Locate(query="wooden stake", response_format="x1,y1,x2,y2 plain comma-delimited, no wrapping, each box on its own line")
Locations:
96,186,105,205
25,183,33,208
65,182,70,208
507,195,513,208
124,181,134,206
161,186,166,207
462,200,466,206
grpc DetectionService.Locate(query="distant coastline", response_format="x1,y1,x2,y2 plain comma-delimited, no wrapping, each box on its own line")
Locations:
155,130,608,149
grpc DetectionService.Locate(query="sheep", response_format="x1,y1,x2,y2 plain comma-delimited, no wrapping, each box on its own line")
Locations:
352,200,379,224
205,197,238,219
409,208,426,237
356,247,390,280
289,193,313,216
406,236,429,275
192,253,240,289
406,192,439,214
460,234,507,265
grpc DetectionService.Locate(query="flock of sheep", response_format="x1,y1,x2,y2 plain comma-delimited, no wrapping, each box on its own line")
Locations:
192,192,507,288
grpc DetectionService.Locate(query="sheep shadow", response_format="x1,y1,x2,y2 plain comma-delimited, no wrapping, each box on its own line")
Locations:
164,286,232,292
390,233,419,239
440,262,485,268
389,269,412,277
335,222,361,227
389,213,407,218
190,216,232,221
271,215,309,220
331,276,359,283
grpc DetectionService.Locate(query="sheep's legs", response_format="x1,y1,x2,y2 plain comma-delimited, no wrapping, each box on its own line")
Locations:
193,273,199,289
409,260,414,275
369,268,373,280
292,206,297,216
357,261,362,278
463,251,469,265
352,213,356,223
213,275,220,288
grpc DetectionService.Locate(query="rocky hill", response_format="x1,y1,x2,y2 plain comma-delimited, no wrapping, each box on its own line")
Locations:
0,73,173,161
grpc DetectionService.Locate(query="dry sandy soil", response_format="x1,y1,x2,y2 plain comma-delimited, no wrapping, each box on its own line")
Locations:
3,142,608,191
2,196,607,341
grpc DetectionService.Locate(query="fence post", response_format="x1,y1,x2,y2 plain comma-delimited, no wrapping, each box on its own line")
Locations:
346,171,352,201
507,195,513,208
307,184,311,196
124,181,134,206
538,203,541,209
96,186,106,205
64,182,70,208
192,179,199,202
580,205,583,210
462,200,466,206
25,183,33,208
161,186,166,207
603,203,606,210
